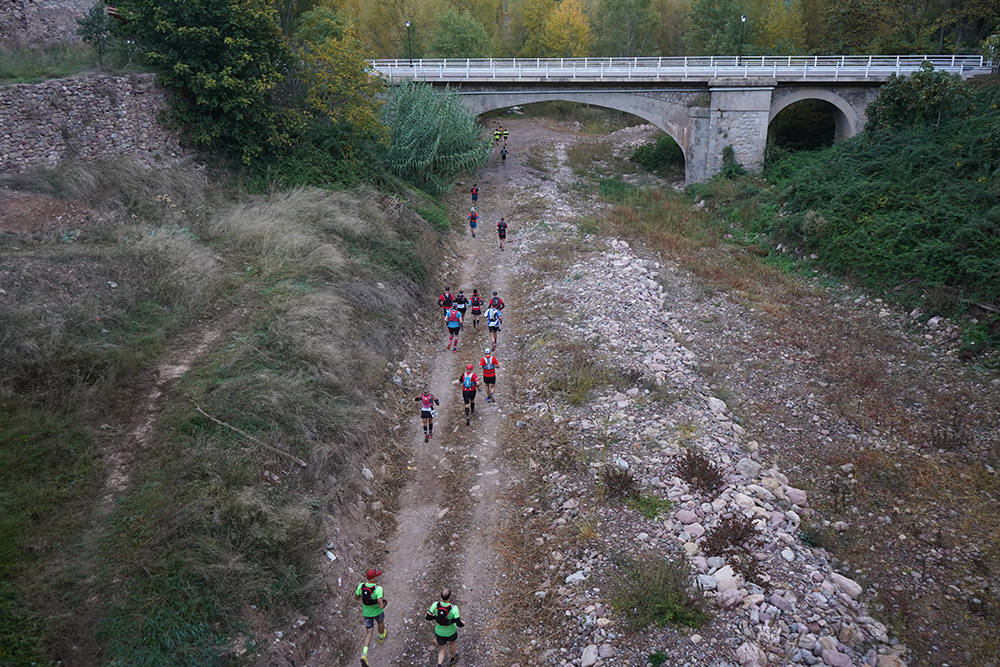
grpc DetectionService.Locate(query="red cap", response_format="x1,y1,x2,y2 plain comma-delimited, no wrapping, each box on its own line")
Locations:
366,568,382,580
466,364,473,370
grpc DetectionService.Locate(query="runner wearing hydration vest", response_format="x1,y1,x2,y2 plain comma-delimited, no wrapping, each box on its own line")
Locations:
500,147,507,165
415,390,440,442
480,348,499,403
445,306,463,352
485,305,502,351
489,290,505,311
502,127,510,144
459,364,478,426
493,128,501,144
496,217,508,251
470,184,478,203
438,288,454,311
426,588,464,666
453,290,468,321
469,289,483,330
467,208,478,238
356,568,387,665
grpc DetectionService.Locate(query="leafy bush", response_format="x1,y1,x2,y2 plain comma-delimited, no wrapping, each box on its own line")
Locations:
631,135,685,173
600,466,638,499
379,81,491,195
866,62,970,133
0,44,97,83
702,514,763,582
610,555,709,630
625,492,674,519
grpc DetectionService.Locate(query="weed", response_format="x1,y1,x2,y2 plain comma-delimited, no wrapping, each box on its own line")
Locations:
702,514,763,583
649,651,668,666
599,466,637,499
677,448,724,495
625,493,674,520
0,44,98,83
631,135,684,174
609,555,709,630
798,521,836,550
577,216,600,235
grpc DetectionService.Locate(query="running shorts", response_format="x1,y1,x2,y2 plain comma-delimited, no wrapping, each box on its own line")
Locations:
483,375,496,385
448,325,461,335
462,389,477,404
488,326,500,333
435,632,458,645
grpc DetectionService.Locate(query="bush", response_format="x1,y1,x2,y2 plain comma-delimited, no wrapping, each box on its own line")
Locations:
631,135,685,173
702,514,763,582
677,448,724,495
610,555,709,630
600,466,637,499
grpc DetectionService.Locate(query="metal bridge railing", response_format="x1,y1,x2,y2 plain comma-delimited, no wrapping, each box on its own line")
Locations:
371,55,991,82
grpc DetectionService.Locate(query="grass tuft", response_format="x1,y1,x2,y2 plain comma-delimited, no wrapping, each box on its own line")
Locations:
610,555,709,630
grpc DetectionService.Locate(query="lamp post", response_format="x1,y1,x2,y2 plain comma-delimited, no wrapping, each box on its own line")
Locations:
405,20,413,65
738,15,747,65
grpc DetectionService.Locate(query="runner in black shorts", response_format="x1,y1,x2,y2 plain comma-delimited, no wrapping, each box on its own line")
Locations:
459,365,478,426
497,217,508,251
469,289,483,330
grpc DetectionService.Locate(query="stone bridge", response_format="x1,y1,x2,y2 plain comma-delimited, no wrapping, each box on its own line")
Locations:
373,56,991,183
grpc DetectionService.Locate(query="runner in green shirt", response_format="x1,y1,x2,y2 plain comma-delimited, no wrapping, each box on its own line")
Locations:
426,588,464,665
356,568,387,666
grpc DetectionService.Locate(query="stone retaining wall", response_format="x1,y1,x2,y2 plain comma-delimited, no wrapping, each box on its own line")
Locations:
1,0,91,45
0,72,188,173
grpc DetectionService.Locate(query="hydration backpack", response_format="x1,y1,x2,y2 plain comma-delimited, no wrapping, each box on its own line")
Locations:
360,584,377,606
463,373,475,389
436,602,454,625
447,309,461,324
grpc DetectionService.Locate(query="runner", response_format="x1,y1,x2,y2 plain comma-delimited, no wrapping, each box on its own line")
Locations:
493,128,501,144
459,364,478,426
502,127,510,144
445,304,463,352
479,348,499,403
453,289,468,322
500,147,507,165
470,183,478,203
485,304,502,351
438,287,454,312
356,568,387,666
467,207,478,238
496,217,508,251
415,390,440,442
426,588,464,666
489,290,505,311
469,289,483,330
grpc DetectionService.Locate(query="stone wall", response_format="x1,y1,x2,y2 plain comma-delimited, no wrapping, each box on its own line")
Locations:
0,0,92,45
0,72,188,174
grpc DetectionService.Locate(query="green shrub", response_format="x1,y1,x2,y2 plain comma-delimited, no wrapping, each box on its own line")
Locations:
610,555,709,630
631,135,685,173
0,44,97,83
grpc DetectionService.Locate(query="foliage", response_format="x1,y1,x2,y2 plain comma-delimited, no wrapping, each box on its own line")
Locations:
678,448,725,494
542,0,593,56
631,135,685,173
649,652,668,667
610,555,710,630
592,0,658,57
702,513,764,582
378,82,491,195
114,0,293,165
430,8,493,57
625,492,674,519
866,62,970,132
76,1,114,65
600,466,638,498
765,82,1000,319
296,7,384,138
0,44,98,84
721,145,747,177
509,0,557,57
685,0,752,55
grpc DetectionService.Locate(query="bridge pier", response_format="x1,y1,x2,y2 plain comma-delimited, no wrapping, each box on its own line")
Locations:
701,78,776,179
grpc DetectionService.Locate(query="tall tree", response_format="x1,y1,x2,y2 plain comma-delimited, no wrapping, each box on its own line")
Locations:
429,8,493,57
508,0,557,57
542,0,593,57
593,0,658,56
651,0,691,56
755,0,806,52
685,0,751,54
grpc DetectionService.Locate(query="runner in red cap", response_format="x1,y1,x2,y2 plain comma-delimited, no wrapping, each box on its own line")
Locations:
356,568,387,665
459,364,479,426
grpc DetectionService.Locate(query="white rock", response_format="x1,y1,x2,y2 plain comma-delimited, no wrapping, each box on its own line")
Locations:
362,467,374,481
736,457,761,478
781,548,795,562
707,396,728,415
831,572,863,598
736,640,766,666
581,644,600,667
565,570,587,585
714,565,742,592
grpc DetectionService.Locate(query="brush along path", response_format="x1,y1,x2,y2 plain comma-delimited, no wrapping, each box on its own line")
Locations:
480,133,905,666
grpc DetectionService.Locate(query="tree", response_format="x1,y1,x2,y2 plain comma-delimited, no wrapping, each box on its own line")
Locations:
755,0,806,52
686,0,751,54
509,0,557,57
296,7,384,139
378,81,491,194
593,0,658,57
651,0,691,56
866,62,970,133
114,0,292,164
430,9,493,57
542,0,592,57
77,1,114,65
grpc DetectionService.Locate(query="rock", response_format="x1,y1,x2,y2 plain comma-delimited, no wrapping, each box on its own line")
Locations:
676,509,698,524
839,463,855,474
736,457,762,478
686,523,706,539
717,588,747,607
565,570,587,585
876,655,905,667
785,486,808,507
362,467,374,481
781,548,796,562
581,644,600,667
697,574,717,591
831,572,863,598
598,644,615,659
736,641,766,666
714,565,741,592
707,396,728,415
562,498,579,510
734,492,756,508
927,316,943,329
820,648,852,667
614,456,629,470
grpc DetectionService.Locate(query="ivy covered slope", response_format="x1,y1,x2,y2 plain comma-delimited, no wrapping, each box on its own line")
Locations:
763,73,1000,348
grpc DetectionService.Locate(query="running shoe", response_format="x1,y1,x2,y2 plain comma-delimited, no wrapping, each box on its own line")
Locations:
360,655,369,666
378,630,387,644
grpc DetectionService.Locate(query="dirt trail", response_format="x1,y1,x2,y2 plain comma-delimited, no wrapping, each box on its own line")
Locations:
363,121,565,667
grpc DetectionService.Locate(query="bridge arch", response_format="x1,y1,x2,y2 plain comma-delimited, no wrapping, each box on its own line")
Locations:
768,88,862,141
460,91,692,166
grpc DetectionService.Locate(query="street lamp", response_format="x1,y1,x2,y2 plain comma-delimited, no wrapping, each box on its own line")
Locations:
405,20,413,65
738,15,747,65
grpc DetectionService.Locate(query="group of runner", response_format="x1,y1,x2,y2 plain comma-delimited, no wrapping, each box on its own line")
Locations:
493,126,509,164
358,157,513,666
